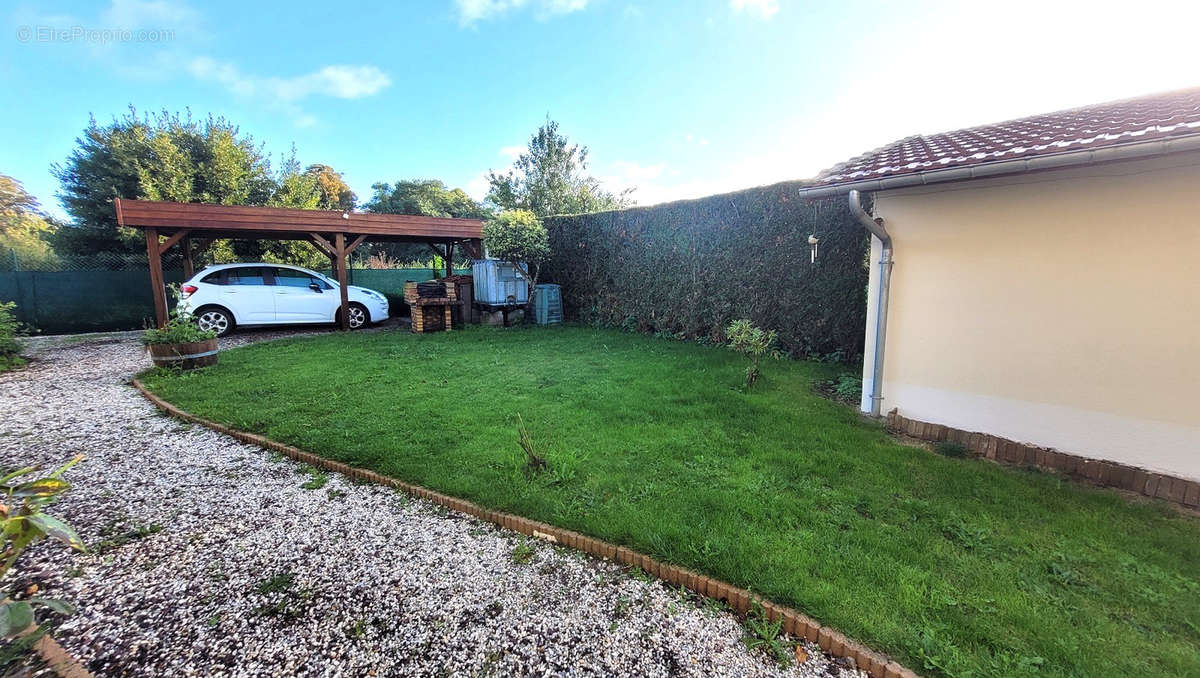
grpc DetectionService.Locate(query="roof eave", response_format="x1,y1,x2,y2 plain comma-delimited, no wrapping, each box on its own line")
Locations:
797,133,1200,198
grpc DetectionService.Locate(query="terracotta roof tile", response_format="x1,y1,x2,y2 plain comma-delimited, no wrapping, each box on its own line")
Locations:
814,87,1200,186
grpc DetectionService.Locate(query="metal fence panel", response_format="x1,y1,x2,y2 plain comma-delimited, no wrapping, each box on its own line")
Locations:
0,261,468,335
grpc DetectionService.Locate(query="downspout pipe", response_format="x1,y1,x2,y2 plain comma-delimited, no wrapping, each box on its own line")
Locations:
848,189,892,417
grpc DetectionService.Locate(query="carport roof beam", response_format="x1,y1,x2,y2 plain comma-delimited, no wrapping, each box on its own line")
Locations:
114,199,485,329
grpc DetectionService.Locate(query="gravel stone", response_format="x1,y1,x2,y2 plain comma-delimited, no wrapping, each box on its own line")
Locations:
1,329,863,677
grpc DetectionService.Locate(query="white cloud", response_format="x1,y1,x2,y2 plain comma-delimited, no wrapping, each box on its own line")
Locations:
729,0,779,19
498,145,526,159
188,58,391,102
465,170,492,201
100,0,199,30
612,160,665,180
454,0,589,25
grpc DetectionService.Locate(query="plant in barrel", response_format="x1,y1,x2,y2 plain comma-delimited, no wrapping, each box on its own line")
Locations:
1,456,85,644
141,285,218,369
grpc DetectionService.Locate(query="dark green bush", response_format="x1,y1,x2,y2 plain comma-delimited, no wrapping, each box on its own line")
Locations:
543,182,868,360
0,302,24,372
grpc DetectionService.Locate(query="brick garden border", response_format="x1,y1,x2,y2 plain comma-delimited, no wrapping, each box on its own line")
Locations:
35,634,91,678
132,379,920,678
887,410,1200,509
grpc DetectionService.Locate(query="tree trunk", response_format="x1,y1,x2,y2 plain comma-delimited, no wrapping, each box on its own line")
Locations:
514,263,539,325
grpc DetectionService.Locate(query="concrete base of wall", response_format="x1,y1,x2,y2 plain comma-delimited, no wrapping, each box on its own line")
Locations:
886,409,1200,509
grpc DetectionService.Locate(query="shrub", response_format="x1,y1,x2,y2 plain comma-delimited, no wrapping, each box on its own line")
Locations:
0,457,85,646
820,373,862,404
726,319,779,388
0,302,22,372
483,210,550,320
542,183,868,360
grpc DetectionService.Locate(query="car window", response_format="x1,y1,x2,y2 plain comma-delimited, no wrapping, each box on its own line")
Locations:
273,268,328,289
226,267,268,285
201,271,224,285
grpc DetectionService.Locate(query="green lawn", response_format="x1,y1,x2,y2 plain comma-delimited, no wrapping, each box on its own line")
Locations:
140,325,1200,677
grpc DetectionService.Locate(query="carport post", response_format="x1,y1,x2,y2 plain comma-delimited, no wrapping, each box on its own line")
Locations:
182,237,195,279
445,241,454,277
145,227,168,328
335,232,349,330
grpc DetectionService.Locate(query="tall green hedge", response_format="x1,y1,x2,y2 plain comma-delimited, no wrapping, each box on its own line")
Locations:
543,181,868,360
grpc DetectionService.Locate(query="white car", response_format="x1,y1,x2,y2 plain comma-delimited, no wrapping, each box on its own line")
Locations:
179,263,389,336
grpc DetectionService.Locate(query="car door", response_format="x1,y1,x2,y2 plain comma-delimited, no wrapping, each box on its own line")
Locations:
219,267,276,323
271,267,336,322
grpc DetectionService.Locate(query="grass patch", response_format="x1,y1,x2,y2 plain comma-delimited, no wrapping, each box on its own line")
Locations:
139,325,1200,677
933,441,969,458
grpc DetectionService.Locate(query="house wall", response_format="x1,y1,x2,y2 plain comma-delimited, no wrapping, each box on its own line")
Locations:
864,151,1200,481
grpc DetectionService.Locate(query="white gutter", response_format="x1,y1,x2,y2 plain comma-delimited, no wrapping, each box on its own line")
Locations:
797,134,1200,199
848,190,891,417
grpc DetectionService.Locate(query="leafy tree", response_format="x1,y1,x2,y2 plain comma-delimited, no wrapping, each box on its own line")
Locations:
0,175,40,218
50,108,345,269
0,174,58,270
482,209,549,319
487,117,634,218
210,150,329,269
51,108,273,255
305,164,356,211
363,179,487,266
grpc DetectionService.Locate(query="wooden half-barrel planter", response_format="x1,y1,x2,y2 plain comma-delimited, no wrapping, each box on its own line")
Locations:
147,338,219,370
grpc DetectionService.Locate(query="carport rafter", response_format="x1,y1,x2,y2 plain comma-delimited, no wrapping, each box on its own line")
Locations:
115,199,484,330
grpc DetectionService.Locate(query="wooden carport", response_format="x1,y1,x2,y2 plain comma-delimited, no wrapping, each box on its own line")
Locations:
114,199,483,330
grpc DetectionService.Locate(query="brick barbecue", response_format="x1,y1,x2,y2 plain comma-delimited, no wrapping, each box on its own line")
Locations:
404,281,457,333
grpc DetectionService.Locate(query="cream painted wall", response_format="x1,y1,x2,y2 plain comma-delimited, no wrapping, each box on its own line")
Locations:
864,151,1200,480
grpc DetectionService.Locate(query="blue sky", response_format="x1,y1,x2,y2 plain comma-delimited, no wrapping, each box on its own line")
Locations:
4,0,1200,220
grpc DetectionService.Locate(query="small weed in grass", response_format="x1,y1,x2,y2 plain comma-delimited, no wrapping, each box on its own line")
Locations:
933,441,969,458
816,372,862,405
256,572,295,595
701,597,731,618
627,566,654,584
515,413,548,476
93,521,162,554
511,538,536,565
327,488,347,501
298,465,328,490
742,602,792,667
612,595,632,620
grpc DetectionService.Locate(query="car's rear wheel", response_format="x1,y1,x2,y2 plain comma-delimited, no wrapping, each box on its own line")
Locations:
342,303,369,330
195,306,234,337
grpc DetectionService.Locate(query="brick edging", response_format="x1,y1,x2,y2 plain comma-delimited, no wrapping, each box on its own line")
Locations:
886,410,1200,508
29,631,91,678
132,378,920,678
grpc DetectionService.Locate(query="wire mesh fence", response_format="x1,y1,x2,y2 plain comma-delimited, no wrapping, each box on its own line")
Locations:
0,248,465,335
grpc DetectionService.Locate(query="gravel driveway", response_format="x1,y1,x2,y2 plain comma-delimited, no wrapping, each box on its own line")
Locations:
0,331,859,677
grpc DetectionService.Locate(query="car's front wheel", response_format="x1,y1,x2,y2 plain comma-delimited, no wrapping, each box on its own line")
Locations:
341,303,369,330
195,306,234,337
